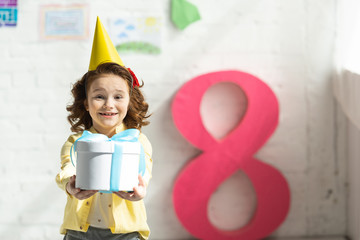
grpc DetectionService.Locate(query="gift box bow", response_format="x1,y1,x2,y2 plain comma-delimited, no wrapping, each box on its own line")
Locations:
70,129,146,191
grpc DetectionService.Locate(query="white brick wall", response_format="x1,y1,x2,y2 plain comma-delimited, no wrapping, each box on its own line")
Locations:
0,0,347,239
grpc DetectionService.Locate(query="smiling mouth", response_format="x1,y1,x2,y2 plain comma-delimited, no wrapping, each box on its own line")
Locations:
99,112,118,116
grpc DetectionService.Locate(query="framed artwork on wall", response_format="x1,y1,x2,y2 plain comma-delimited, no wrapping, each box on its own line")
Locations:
39,4,89,40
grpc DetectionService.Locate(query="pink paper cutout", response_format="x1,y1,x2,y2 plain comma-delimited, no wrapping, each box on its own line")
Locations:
172,70,291,240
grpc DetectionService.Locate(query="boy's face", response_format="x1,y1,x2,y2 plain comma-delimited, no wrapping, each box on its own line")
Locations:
85,74,130,136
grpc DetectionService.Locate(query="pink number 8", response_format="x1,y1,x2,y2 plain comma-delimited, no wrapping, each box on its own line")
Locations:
172,71,290,240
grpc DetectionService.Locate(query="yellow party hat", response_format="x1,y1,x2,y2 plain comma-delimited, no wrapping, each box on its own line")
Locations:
89,17,124,71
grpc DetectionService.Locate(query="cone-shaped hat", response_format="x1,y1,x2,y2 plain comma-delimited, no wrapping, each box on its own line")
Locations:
89,17,124,71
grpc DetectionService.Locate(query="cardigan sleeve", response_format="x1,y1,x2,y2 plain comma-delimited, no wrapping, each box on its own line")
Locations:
139,133,153,186
55,133,81,193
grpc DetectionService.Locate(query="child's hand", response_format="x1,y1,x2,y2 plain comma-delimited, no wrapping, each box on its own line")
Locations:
114,174,146,201
66,175,98,200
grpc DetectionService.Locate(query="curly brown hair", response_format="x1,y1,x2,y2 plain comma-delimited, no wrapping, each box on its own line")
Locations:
66,62,150,133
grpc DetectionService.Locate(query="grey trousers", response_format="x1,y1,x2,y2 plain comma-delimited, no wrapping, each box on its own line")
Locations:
63,227,141,240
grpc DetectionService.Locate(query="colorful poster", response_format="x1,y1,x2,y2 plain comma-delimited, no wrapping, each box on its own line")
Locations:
39,5,89,40
108,16,162,55
0,0,17,27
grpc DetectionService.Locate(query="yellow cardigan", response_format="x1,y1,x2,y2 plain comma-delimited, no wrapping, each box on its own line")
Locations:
55,124,153,239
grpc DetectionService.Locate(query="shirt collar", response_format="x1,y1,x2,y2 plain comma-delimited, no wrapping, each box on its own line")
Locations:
88,123,127,135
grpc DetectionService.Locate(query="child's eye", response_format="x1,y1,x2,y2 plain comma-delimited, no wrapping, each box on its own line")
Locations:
114,95,123,100
94,95,105,99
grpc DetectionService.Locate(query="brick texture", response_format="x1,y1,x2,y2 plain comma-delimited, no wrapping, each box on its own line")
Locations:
0,0,347,239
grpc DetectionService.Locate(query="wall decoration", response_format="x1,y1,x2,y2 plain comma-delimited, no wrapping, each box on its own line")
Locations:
0,0,17,27
39,4,89,40
108,16,161,55
171,0,200,30
172,71,290,239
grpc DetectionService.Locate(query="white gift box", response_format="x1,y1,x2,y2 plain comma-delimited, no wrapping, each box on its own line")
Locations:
75,140,141,192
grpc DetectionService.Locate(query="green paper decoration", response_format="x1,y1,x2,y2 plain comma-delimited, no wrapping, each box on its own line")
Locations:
171,0,201,30
116,42,161,55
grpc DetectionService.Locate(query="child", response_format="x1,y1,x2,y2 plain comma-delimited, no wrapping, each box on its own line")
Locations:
55,17,152,240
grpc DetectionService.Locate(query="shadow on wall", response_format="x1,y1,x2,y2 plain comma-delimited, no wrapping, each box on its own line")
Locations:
143,94,200,239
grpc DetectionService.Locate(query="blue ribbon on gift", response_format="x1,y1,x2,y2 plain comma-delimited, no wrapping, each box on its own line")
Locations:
70,129,146,192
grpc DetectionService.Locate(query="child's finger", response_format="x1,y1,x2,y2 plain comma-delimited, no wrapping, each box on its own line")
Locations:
115,191,132,200
75,190,97,200
138,174,145,187
133,185,146,200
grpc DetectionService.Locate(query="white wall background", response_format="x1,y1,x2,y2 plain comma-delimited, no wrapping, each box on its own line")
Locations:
0,0,348,239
